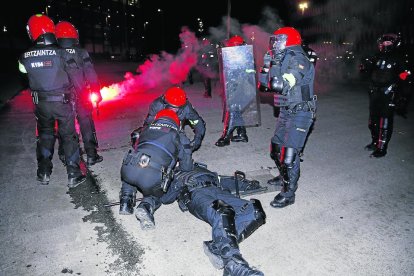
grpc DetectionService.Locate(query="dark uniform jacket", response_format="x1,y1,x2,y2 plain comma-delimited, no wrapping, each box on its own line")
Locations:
19,44,75,97
121,118,193,196
144,97,206,149
60,43,100,98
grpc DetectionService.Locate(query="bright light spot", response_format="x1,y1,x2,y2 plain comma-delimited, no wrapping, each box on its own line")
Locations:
100,86,120,101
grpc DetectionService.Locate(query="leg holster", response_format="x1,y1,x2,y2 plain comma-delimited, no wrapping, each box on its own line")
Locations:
237,199,266,243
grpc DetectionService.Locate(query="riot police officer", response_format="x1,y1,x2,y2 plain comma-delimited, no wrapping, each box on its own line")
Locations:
360,33,411,158
144,86,206,152
198,38,218,98
160,163,266,276
258,26,317,208
215,35,250,147
55,21,103,167
119,109,193,229
18,14,86,187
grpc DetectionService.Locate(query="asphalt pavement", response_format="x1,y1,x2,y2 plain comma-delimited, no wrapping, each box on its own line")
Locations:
0,61,413,276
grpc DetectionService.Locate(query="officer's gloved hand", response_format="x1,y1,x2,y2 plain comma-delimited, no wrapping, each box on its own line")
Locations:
130,127,143,147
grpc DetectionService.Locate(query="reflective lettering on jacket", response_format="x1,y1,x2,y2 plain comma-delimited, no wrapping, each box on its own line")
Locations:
24,49,57,58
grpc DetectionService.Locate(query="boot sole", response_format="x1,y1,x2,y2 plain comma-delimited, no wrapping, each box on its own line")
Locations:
203,241,224,269
270,198,295,208
135,208,155,230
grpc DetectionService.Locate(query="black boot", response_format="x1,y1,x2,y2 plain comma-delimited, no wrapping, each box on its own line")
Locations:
86,152,103,167
216,111,235,147
36,170,50,185
370,149,387,158
231,127,248,143
364,142,377,151
267,175,283,186
223,254,264,276
270,192,295,208
119,193,135,215
270,148,299,208
215,126,234,147
67,173,87,188
135,202,155,230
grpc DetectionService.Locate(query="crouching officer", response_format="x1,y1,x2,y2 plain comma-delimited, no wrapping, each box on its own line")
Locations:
160,163,266,276
55,21,103,166
144,86,206,152
258,26,317,208
118,108,193,229
18,14,86,188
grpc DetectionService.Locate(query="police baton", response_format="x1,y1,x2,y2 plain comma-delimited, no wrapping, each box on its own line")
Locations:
234,170,246,198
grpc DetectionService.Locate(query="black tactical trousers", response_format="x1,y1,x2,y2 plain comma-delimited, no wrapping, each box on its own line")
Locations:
35,101,82,176
75,99,99,156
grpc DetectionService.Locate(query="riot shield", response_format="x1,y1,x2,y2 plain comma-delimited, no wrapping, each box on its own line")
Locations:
218,45,261,127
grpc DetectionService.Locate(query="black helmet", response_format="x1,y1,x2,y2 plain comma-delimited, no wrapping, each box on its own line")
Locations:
377,33,400,53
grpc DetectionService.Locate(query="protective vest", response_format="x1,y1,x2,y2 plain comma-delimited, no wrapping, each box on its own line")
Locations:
19,44,72,94
63,46,99,92
280,47,315,105
135,119,181,168
370,52,404,87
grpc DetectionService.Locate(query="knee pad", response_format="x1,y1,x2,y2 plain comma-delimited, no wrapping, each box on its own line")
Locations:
283,147,297,169
237,199,266,243
212,199,237,237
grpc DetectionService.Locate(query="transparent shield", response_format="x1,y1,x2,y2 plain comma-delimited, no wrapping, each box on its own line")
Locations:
218,45,261,127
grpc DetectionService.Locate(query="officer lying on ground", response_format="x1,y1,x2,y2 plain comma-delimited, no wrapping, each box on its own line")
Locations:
159,162,266,276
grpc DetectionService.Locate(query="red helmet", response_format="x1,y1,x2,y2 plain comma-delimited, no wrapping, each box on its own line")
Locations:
154,109,180,127
270,27,302,53
164,86,187,107
26,14,55,41
225,35,245,47
55,21,79,40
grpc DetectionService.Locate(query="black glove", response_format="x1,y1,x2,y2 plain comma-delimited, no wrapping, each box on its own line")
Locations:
130,127,143,146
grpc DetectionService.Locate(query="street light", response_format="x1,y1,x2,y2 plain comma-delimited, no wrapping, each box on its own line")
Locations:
298,2,309,15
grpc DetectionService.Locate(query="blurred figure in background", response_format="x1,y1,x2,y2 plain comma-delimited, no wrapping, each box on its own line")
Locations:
359,33,411,158
198,38,218,98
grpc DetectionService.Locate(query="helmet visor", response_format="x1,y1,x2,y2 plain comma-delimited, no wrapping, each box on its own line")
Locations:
269,34,287,53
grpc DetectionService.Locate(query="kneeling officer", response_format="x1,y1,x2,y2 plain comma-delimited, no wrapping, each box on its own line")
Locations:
119,108,193,229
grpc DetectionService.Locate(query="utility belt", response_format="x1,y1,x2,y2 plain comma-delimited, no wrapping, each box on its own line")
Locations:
136,141,176,192
275,94,317,113
123,149,174,192
31,91,73,104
